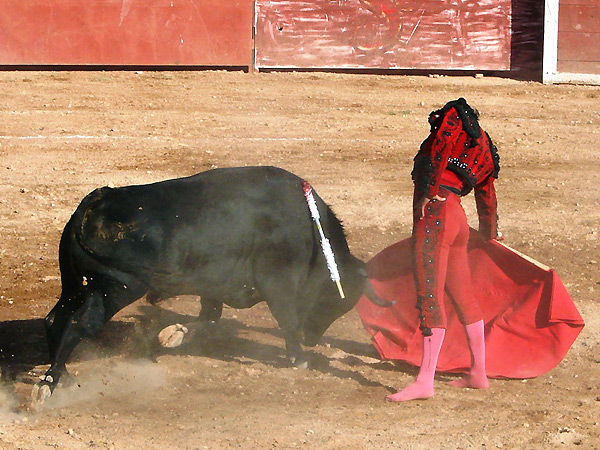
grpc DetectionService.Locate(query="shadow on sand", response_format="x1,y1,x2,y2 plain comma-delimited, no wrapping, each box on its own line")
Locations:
0,305,413,395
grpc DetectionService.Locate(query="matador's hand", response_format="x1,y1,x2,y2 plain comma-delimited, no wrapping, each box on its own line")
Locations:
416,195,446,220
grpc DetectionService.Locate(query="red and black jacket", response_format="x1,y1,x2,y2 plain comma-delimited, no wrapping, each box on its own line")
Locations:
412,98,500,240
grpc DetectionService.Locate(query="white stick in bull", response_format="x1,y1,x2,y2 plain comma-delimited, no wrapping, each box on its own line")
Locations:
302,181,346,299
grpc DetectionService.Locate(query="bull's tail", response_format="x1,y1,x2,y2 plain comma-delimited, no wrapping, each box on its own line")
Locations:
360,268,395,308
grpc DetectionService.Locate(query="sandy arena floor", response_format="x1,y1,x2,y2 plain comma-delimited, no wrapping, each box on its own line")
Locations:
0,71,598,449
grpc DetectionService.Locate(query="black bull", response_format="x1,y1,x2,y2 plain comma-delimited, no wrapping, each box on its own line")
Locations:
34,166,390,403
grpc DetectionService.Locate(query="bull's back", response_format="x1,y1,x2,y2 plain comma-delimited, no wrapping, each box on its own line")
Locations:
72,167,335,282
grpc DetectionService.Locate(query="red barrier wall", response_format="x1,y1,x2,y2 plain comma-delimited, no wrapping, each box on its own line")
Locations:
0,0,253,66
0,0,545,78
558,0,600,74
255,0,512,70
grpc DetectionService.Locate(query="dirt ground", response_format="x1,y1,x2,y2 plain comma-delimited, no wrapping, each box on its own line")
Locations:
0,70,598,450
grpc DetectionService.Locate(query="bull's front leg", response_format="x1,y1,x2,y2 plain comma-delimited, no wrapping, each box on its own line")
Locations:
266,298,308,369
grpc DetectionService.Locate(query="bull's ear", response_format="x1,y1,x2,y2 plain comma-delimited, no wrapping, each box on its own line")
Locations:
363,279,395,308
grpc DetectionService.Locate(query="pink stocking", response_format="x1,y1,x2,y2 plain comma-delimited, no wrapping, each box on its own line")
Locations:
386,328,446,402
448,320,489,389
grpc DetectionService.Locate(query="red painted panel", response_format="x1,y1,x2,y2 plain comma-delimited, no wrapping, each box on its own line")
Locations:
558,60,600,73
0,0,253,66
559,4,600,32
559,0,599,5
558,33,600,60
558,32,600,71
557,1,600,74
255,0,512,70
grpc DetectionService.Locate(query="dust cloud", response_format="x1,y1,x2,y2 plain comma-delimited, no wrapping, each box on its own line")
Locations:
0,384,19,422
42,359,166,409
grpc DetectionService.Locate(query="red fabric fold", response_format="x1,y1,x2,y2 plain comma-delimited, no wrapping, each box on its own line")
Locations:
356,229,584,379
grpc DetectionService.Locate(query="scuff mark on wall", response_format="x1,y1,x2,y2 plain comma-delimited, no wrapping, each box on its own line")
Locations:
256,0,512,70
119,0,132,27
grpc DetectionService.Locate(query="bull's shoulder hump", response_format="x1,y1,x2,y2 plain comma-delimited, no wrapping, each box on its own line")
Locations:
186,166,304,193
96,167,302,192
197,165,300,181
77,167,306,209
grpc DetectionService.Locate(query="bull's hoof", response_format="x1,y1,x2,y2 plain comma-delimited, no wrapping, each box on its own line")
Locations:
158,323,189,348
30,382,52,410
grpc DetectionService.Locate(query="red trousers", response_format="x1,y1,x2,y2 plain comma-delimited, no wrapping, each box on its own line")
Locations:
412,189,483,335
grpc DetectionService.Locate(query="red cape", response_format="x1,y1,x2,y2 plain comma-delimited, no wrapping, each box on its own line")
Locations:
356,230,585,379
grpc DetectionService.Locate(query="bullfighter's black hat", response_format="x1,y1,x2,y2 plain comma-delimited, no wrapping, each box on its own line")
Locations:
428,97,481,139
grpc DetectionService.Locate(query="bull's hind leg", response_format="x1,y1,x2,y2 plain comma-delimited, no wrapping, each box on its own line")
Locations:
32,279,145,406
158,297,223,348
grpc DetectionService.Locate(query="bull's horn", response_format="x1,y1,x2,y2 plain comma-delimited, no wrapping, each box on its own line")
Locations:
363,278,395,308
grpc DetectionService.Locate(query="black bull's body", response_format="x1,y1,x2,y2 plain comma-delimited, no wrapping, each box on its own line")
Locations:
36,166,388,401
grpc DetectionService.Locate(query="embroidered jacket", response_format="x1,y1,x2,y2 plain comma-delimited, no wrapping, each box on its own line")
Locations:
412,98,500,240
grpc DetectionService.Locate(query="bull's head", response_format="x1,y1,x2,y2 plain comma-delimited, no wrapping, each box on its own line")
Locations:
301,263,393,347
